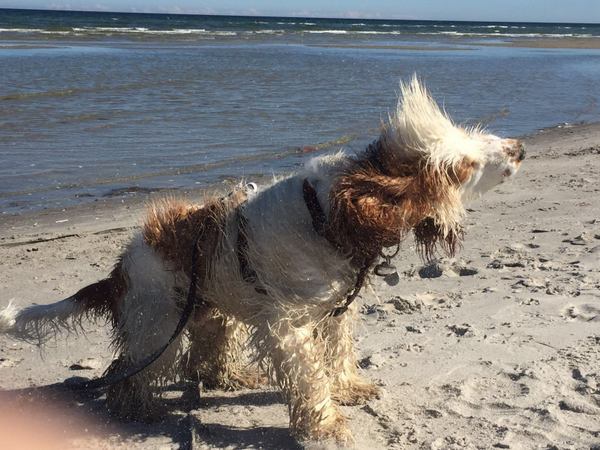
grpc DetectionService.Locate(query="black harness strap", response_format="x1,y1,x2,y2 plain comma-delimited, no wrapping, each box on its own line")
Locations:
302,178,377,317
302,178,329,239
237,213,258,283
236,210,268,295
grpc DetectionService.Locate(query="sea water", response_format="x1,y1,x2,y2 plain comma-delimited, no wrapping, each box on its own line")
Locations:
1,9,599,213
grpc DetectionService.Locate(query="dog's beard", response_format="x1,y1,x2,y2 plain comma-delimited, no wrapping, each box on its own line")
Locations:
413,217,463,262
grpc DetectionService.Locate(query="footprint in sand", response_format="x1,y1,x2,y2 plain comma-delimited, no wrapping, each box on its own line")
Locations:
562,304,600,322
418,259,478,279
0,357,22,368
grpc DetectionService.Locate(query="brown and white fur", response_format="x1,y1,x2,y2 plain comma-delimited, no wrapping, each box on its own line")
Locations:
0,77,525,444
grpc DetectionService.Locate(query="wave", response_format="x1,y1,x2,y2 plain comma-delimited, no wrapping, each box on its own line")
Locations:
0,27,45,32
0,26,596,39
0,27,234,36
353,31,402,35
305,30,348,34
74,27,214,35
250,30,285,34
431,31,594,38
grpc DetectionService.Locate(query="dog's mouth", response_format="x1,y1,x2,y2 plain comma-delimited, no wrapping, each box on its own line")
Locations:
517,143,526,162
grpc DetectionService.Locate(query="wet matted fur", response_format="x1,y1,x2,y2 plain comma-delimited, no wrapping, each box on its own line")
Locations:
0,77,525,444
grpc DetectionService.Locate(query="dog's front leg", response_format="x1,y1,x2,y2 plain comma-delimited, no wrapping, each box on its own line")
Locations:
259,319,352,444
185,307,263,390
322,303,380,405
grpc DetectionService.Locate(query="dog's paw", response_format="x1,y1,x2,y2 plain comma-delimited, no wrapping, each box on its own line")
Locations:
333,378,381,406
106,386,165,422
294,410,354,446
191,366,268,391
227,368,269,390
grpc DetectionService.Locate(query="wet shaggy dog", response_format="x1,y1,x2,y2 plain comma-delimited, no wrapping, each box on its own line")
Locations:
1,78,525,444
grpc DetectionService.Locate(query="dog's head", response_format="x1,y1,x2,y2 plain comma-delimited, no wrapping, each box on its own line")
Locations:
330,76,525,262
377,76,525,203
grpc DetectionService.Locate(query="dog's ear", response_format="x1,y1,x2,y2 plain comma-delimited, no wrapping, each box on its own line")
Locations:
329,166,434,261
329,161,465,263
413,217,463,261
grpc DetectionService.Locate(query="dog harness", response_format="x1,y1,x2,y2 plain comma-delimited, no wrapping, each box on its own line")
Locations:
67,180,394,392
302,178,384,317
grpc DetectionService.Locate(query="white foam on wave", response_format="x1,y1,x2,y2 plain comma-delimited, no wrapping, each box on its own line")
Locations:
78,27,212,34
250,30,285,34
0,28,45,33
426,31,594,38
306,30,348,34
0,26,242,36
354,31,402,35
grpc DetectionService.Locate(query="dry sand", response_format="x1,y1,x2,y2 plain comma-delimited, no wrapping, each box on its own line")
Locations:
1,122,600,449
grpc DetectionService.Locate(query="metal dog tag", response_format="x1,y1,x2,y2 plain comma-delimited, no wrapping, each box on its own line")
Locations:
374,260,397,277
375,244,401,286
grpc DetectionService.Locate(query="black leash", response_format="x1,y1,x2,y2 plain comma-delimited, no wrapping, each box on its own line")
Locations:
63,176,379,391
65,218,209,391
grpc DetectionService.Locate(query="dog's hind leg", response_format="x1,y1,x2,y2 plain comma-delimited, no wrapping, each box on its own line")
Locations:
322,304,380,405
256,319,352,444
185,308,262,390
105,238,184,421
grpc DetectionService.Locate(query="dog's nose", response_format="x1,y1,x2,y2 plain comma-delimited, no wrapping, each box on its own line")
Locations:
517,142,526,161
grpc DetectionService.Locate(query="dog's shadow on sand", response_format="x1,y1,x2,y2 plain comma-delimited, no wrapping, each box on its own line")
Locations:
0,381,301,449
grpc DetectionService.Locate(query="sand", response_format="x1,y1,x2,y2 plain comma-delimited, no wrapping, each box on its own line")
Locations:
308,37,600,51
1,122,600,449
489,37,600,49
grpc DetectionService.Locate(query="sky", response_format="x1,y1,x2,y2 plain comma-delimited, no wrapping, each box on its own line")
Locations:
1,0,599,23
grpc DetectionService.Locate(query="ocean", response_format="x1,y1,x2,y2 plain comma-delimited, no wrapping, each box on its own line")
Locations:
1,8,600,214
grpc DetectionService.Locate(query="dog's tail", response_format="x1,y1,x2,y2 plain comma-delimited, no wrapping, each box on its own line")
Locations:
0,265,126,343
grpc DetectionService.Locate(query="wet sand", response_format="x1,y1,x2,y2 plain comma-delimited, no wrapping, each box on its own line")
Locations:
485,37,600,49
1,122,600,449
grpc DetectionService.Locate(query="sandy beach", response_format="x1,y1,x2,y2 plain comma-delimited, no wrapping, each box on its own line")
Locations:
1,121,600,449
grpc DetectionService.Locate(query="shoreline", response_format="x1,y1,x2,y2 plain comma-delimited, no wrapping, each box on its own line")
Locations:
2,120,596,236
2,33,600,49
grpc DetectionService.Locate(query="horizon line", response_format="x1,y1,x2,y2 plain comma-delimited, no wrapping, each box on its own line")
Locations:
1,6,599,26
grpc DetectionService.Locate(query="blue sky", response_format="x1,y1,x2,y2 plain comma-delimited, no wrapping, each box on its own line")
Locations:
1,0,599,23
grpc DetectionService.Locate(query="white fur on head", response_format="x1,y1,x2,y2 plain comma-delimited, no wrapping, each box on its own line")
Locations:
381,75,482,167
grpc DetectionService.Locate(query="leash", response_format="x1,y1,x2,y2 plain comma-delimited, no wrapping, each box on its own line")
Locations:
62,177,387,391
67,185,260,391
65,220,210,391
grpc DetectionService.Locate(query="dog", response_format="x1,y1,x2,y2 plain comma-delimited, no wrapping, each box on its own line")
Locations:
0,77,525,444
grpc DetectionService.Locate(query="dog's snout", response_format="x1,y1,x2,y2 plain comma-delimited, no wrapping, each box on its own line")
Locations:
517,143,526,162
504,139,526,162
